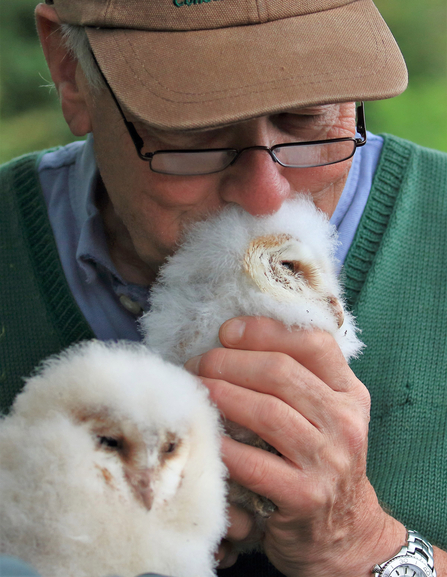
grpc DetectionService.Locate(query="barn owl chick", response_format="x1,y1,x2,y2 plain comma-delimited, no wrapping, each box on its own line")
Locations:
142,195,362,365
0,341,228,577
141,195,363,534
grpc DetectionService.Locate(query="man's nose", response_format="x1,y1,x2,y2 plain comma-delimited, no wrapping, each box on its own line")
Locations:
217,147,292,216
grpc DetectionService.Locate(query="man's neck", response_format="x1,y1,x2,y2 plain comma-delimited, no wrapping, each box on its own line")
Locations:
96,179,158,286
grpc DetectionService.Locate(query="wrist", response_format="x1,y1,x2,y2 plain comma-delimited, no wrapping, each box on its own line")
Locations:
365,515,408,575
332,513,407,577
320,486,407,577
268,506,407,577
373,530,438,577
320,499,407,577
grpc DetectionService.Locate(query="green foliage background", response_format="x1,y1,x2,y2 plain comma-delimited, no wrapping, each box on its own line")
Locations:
0,0,446,164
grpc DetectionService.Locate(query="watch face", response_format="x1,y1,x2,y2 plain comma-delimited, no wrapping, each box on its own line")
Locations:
380,556,433,577
389,564,428,577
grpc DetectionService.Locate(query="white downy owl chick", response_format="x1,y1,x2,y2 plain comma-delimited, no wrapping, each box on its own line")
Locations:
0,341,228,577
142,195,362,364
141,195,363,526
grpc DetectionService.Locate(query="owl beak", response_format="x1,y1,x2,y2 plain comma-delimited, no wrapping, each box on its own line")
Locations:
137,469,154,510
125,467,154,510
139,481,154,510
327,296,344,329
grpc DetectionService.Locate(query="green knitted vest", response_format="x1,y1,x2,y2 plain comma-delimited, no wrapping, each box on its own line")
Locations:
0,152,94,412
345,135,447,550
1,137,446,575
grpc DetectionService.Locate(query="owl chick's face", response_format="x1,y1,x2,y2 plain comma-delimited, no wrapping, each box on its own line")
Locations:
76,407,191,511
243,233,344,327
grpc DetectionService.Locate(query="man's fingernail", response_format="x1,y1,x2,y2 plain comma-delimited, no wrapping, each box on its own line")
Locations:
222,319,246,345
184,355,202,375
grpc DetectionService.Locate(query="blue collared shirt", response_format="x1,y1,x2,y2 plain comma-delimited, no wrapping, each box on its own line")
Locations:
38,132,383,341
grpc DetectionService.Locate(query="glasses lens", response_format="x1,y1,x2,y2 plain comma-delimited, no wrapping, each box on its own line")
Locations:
150,149,238,176
273,140,356,168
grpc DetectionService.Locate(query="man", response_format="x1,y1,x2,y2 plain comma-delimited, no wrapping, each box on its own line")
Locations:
0,1,446,576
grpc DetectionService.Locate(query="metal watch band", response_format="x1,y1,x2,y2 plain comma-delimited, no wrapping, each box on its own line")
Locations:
407,530,436,576
373,529,437,577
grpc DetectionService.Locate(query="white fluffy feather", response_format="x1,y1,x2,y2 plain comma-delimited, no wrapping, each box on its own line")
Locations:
0,340,228,577
142,195,363,364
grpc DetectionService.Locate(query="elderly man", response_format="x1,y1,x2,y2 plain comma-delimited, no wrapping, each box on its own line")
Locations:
0,0,446,576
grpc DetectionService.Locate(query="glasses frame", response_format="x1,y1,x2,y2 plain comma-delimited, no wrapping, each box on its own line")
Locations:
94,53,367,176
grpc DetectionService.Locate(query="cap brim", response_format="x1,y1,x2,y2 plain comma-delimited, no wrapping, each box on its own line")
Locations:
86,0,408,130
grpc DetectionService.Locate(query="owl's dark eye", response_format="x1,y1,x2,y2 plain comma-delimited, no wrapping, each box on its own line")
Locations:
161,434,180,458
98,436,121,449
281,261,295,272
165,442,177,454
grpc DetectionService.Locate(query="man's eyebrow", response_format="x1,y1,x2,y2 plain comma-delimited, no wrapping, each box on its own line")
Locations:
130,118,232,139
277,104,336,115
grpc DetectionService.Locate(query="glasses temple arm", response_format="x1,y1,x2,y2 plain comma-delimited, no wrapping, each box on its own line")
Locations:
355,102,367,146
89,50,152,159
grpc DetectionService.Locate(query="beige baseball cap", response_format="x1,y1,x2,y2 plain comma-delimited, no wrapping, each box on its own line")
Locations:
50,0,408,130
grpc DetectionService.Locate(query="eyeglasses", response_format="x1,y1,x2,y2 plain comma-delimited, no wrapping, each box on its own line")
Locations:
95,56,367,176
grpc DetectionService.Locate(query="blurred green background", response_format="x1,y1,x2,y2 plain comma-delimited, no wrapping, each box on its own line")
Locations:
1,0,446,164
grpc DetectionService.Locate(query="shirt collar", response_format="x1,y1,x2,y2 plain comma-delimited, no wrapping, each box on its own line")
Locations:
71,134,150,312
71,134,123,283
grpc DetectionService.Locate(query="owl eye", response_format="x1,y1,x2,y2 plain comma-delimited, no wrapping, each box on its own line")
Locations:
165,442,177,454
161,433,180,458
98,436,122,450
281,261,296,272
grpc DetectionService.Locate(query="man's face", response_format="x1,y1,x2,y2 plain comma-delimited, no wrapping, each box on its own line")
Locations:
87,83,356,283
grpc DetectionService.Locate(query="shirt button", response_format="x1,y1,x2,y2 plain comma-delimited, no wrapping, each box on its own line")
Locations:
119,294,143,316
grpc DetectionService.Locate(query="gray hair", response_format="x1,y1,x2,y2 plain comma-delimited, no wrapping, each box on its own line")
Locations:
60,23,104,90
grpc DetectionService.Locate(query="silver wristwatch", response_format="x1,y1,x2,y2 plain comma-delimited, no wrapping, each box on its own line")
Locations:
372,530,437,577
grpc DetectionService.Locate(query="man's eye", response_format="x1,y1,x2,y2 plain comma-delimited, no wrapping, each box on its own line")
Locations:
278,113,321,128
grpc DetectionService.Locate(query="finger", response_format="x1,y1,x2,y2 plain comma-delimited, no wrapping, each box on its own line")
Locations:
215,540,239,569
216,505,259,569
222,434,369,520
202,376,323,461
186,350,337,430
219,316,362,394
221,435,304,512
226,504,260,543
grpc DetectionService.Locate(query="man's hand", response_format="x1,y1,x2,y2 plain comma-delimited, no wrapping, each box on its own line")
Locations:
185,316,406,577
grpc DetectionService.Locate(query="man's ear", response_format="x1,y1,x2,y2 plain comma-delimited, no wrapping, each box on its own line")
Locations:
35,3,92,136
